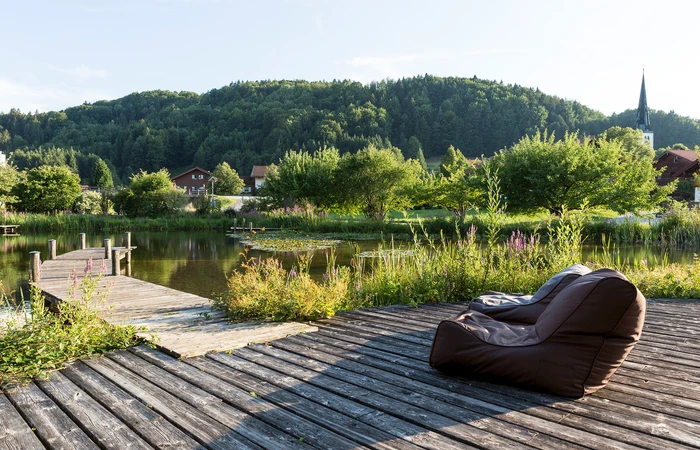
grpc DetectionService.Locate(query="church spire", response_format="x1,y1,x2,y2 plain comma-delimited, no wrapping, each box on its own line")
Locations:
636,71,651,132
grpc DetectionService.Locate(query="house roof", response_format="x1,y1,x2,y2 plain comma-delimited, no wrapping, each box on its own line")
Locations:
655,149,699,179
241,176,255,187
251,166,268,178
664,149,698,162
171,166,211,180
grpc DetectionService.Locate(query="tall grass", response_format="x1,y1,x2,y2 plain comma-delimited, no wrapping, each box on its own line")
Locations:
0,266,142,385
1,211,230,232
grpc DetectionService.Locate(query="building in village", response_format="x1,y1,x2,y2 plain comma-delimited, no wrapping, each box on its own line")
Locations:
171,167,212,196
251,166,268,190
0,150,6,167
636,71,654,149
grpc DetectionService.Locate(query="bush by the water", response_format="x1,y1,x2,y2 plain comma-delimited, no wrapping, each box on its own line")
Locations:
0,269,142,385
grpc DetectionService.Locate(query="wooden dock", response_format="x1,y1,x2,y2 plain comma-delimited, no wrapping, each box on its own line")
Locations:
0,224,19,236
32,236,316,358
3,299,700,449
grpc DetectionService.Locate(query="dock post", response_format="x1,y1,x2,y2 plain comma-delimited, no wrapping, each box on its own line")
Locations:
124,231,131,250
29,251,41,282
79,233,86,249
250,222,253,232
112,248,121,276
48,239,57,260
104,238,111,259
233,218,237,233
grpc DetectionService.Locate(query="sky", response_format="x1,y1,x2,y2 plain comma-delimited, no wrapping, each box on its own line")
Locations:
1,0,699,118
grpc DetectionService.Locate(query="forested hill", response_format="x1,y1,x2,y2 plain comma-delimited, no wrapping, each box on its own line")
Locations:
0,75,699,184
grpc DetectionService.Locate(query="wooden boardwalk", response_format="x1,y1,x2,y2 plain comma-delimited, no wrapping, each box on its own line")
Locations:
35,247,316,357
3,299,700,449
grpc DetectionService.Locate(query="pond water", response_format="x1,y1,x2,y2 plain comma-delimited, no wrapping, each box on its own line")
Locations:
1,231,698,300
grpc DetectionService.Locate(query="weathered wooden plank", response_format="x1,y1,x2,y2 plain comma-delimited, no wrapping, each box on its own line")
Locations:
37,248,317,357
130,346,411,450
205,351,476,450
60,361,205,450
232,347,533,450
35,372,153,450
270,338,636,450
107,350,317,450
301,327,700,448
280,333,693,450
5,382,99,450
81,356,263,450
0,393,45,450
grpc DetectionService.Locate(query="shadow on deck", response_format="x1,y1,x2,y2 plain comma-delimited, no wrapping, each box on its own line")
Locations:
3,300,700,449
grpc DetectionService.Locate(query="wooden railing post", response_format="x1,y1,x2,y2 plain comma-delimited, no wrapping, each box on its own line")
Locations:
249,222,253,232
79,233,86,249
112,248,121,276
233,218,237,233
124,231,131,250
104,238,111,259
48,239,56,260
29,251,41,282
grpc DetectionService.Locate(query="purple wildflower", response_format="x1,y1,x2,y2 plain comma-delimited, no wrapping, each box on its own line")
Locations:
84,257,93,275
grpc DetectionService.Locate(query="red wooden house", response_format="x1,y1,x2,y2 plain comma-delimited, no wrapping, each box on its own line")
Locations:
171,167,211,196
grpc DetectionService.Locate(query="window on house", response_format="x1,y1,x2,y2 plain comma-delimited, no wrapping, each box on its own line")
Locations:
198,174,204,179
192,174,195,179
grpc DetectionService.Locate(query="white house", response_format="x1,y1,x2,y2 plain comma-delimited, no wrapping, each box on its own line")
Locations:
0,151,6,167
251,165,268,190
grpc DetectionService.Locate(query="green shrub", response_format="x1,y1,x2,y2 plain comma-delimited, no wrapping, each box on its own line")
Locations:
0,268,142,385
73,191,103,214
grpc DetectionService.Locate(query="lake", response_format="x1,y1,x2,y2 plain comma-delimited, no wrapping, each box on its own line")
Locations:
1,231,697,300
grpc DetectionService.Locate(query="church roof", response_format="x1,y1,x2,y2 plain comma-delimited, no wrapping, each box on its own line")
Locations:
636,72,651,132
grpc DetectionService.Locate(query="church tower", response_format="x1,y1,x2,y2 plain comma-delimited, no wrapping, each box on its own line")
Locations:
636,71,654,148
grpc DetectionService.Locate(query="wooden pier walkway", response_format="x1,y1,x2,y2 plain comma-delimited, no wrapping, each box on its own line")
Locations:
3,299,700,449
0,225,19,236
33,240,315,358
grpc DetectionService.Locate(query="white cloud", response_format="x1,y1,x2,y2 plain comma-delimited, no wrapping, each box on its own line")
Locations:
48,64,108,79
336,49,514,82
0,78,111,113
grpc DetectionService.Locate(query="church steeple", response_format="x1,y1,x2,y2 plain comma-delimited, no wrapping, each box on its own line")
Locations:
636,71,651,132
635,71,654,148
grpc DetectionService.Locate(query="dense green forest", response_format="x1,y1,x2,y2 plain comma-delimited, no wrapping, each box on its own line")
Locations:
1,75,699,185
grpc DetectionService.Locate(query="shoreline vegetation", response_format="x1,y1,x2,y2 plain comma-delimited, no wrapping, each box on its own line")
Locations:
0,267,142,386
4,203,700,245
214,208,700,323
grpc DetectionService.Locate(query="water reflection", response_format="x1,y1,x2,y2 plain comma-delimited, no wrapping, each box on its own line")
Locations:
1,231,697,299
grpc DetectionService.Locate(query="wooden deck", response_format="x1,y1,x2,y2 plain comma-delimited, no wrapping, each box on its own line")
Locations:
0,225,19,236
3,300,700,449
35,248,316,358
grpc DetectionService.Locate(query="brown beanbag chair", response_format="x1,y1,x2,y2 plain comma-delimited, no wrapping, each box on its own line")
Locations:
429,269,646,397
469,264,591,324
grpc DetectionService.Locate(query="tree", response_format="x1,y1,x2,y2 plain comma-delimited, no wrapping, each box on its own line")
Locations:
113,169,188,217
12,166,81,213
434,155,481,218
494,131,675,214
0,164,21,210
261,147,340,210
211,162,244,195
91,158,114,188
336,145,422,220
599,126,653,158
439,145,468,176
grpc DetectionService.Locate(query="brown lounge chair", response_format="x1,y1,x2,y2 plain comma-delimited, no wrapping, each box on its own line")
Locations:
429,269,646,397
469,264,592,324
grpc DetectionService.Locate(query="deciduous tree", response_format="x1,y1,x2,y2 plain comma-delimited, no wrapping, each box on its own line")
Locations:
336,145,422,220
12,166,81,213
494,131,675,214
211,162,244,195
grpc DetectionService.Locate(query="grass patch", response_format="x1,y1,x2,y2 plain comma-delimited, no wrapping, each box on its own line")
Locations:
0,270,142,385
239,232,342,252
2,211,231,232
